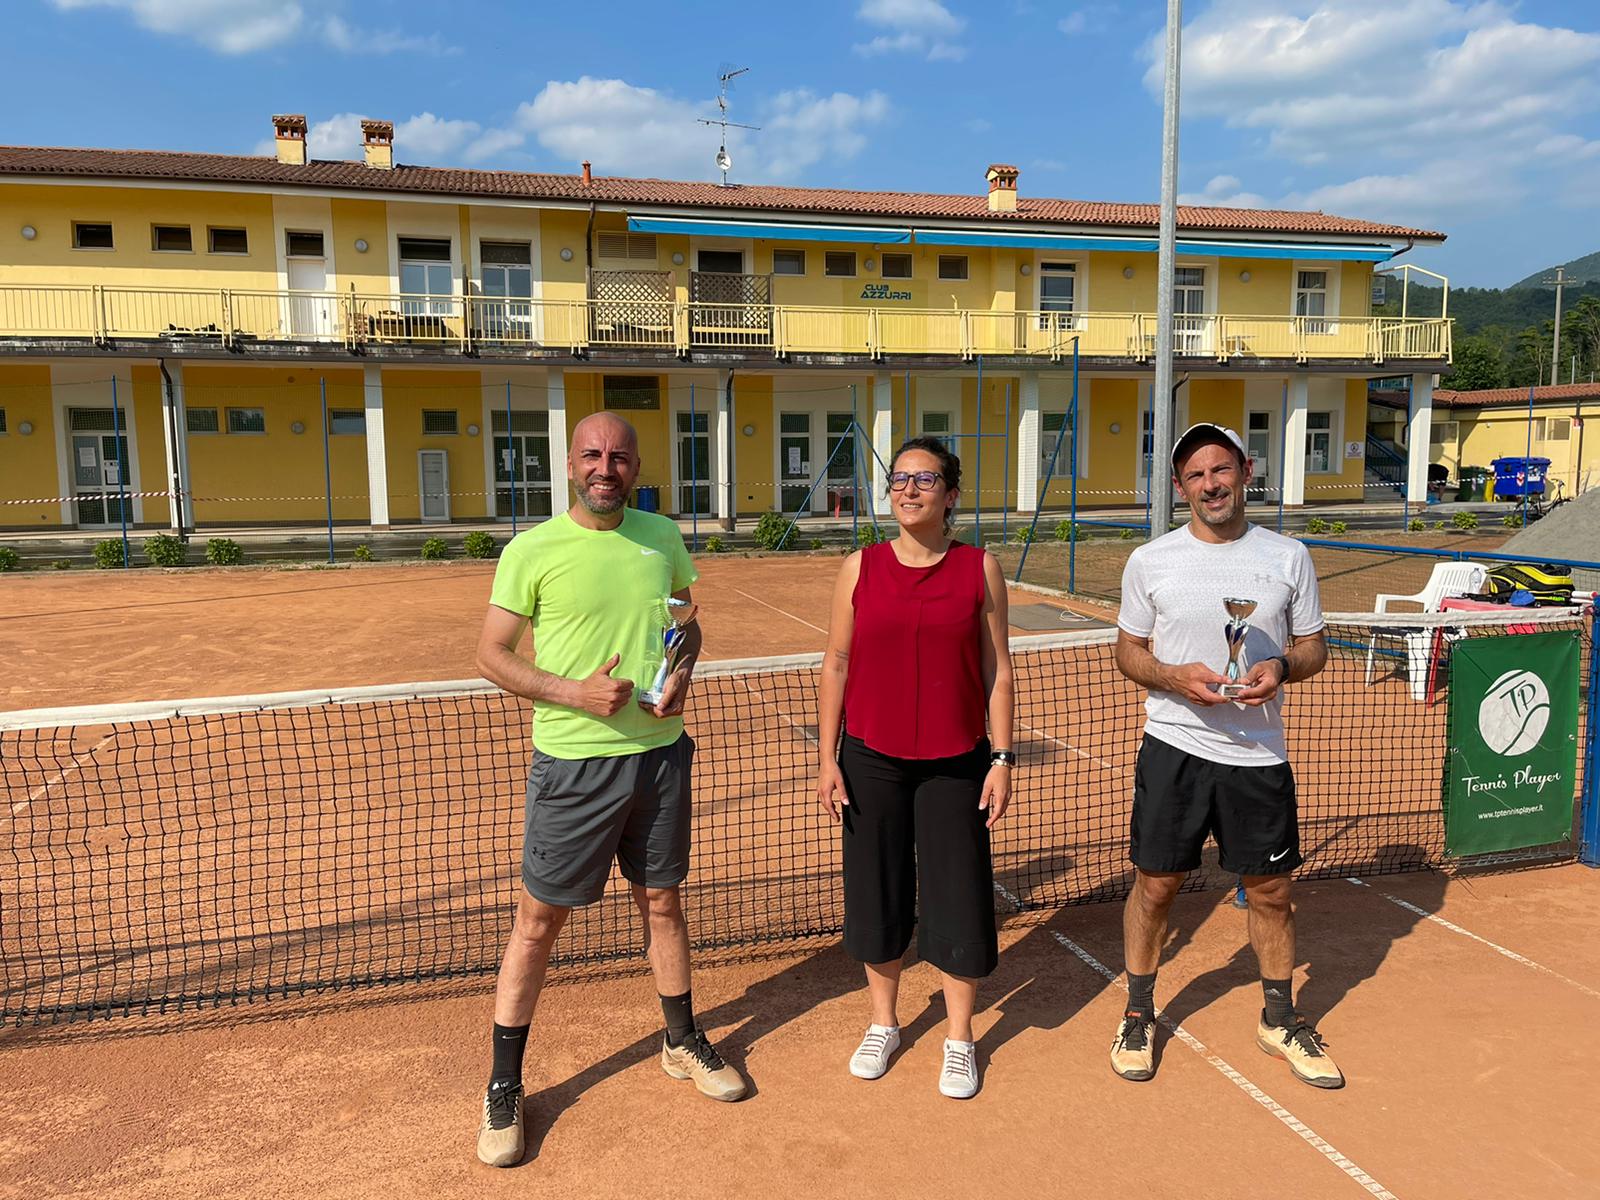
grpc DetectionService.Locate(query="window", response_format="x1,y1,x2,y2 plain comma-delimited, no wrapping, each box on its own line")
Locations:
772,249,806,276
1038,261,1076,328
208,227,249,254
1295,270,1329,334
327,409,366,435
596,232,658,262
399,236,453,314
1429,420,1459,445
825,251,856,277
73,222,114,250
479,241,532,305
152,224,192,252
422,409,459,435
881,253,913,280
286,230,325,258
186,407,220,434
937,255,968,281
921,410,953,436
227,407,265,434
1039,411,1072,478
1306,411,1333,473
1536,417,1572,442
0,408,6,434
603,375,661,410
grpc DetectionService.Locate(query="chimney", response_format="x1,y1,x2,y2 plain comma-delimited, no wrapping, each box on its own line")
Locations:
272,114,307,166
361,119,395,170
986,163,1019,213
581,160,592,186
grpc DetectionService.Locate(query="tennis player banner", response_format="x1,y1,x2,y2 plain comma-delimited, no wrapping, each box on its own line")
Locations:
1445,631,1580,856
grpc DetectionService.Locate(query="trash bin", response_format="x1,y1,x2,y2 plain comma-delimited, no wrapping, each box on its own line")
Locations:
1456,466,1490,503
634,485,660,513
1489,457,1550,501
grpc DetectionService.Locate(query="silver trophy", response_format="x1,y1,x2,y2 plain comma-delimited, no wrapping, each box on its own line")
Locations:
640,597,698,707
1219,597,1258,698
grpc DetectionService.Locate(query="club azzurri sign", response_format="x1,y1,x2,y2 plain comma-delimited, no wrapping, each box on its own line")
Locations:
860,283,911,302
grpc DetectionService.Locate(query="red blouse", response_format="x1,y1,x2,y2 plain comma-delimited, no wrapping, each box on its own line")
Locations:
843,540,988,759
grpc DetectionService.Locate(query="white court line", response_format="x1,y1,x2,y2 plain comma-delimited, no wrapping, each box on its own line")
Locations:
1045,921,1399,1200
1345,878,1600,1002
730,587,829,636
9,731,117,816
1017,719,1125,775
739,677,818,746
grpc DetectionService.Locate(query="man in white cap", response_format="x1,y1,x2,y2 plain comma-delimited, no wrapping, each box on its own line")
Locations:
1108,422,1341,1089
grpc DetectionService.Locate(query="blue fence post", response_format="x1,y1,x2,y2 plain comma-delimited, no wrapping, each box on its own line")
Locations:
689,382,699,552
109,375,131,568
1522,383,1536,528
974,356,983,548
506,381,519,536
1002,383,1011,543
1582,604,1600,867
320,378,335,564
1277,381,1287,534
1068,341,1080,594
850,384,860,548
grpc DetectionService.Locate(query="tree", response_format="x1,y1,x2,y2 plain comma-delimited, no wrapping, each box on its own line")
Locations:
1561,295,1600,383
1441,335,1508,391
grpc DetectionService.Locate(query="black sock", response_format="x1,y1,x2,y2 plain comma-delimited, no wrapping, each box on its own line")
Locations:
1126,971,1157,1022
1262,978,1295,1028
489,1022,530,1093
660,990,696,1046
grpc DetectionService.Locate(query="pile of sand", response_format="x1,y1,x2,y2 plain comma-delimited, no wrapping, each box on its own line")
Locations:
1500,484,1600,562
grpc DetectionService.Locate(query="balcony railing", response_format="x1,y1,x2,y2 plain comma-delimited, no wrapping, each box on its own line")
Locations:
0,284,1452,364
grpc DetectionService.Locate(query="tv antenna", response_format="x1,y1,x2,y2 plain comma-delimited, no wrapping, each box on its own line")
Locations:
697,67,760,186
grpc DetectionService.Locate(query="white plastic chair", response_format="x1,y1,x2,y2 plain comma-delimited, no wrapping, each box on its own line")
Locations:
1364,561,1488,699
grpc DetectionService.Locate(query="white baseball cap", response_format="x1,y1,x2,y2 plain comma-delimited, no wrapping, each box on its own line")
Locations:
1171,422,1247,472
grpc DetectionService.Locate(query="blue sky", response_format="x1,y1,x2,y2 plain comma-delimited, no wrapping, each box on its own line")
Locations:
10,0,1600,288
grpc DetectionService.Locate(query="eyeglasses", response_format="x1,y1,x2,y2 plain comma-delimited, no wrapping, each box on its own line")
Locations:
889,470,944,492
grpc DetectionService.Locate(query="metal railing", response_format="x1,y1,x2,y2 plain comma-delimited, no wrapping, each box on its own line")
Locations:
0,284,1454,364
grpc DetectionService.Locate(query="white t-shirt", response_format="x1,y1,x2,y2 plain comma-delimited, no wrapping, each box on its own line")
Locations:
1117,523,1324,766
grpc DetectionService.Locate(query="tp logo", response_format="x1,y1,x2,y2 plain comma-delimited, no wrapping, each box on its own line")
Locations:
1478,669,1550,756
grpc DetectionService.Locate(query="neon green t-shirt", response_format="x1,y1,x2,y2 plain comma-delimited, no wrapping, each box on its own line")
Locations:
489,510,699,759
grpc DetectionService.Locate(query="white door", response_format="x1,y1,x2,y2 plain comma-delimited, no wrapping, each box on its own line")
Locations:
1174,266,1208,354
1246,410,1273,502
287,257,332,339
419,450,450,522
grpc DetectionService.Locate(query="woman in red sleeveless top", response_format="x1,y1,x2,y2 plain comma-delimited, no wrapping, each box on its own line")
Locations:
815,436,1015,1100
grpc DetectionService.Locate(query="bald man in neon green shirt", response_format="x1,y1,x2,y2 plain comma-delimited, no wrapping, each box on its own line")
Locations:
473,412,746,1169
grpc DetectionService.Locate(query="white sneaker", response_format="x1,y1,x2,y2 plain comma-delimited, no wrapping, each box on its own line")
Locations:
938,1038,979,1099
849,1024,901,1079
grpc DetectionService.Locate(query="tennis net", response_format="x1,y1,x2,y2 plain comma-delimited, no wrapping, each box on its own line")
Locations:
2,609,1593,1025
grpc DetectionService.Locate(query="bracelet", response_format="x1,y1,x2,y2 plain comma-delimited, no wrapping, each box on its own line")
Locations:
990,749,1017,767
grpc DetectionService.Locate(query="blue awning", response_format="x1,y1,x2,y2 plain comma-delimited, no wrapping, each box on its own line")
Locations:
628,216,911,244
911,228,1396,262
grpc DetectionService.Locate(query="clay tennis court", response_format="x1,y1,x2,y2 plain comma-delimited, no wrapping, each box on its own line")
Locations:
2,557,1597,1199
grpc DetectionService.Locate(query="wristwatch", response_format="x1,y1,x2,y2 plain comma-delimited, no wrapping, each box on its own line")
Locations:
990,749,1017,767
1269,655,1291,685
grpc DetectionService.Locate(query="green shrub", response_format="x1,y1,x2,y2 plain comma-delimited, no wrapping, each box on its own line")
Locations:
1329,520,1348,535
205,537,244,566
1433,520,1445,531
752,511,797,552
463,531,496,559
420,536,448,560
0,547,18,572
1119,527,1136,541
1408,518,1425,532
51,559,71,570
93,539,126,569
1452,510,1478,531
1012,525,1035,544
1501,512,1524,529
352,544,374,562
144,534,187,568
808,537,825,550
1305,517,1329,534
1053,519,1073,542
856,525,885,548
704,535,726,553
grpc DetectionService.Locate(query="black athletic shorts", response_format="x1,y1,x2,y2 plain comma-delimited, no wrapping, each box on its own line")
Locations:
1129,734,1302,877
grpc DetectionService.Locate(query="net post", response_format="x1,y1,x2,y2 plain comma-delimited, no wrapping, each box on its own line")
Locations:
321,378,335,564
506,381,518,536
111,374,130,568
1581,605,1600,867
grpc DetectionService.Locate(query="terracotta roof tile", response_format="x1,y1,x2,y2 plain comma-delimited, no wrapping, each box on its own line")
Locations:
0,146,1446,241
1435,384,1600,408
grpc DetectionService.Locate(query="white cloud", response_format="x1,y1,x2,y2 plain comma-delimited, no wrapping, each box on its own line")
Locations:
758,90,893,181
50,0,453,55
853,0,967,60
1178,174,1267,208
1150,0,1600,227
1058,3,1118,36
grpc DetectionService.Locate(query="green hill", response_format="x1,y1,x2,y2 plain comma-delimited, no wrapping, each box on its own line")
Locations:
1509,249,1600,290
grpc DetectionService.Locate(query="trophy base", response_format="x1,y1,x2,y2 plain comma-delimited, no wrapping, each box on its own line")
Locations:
1217,683,1249,698
638,689,666,707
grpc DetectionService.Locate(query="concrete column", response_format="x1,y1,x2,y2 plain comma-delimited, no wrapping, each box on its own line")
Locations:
871,371,893,500
1406,372,1434,511
1282,373,1310,507
546,368,568,512
715,369,734,528
159,361,193,531
362,364,389,529
1016,371,1041,512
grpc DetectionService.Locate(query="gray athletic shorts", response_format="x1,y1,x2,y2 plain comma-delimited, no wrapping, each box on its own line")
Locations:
522,733,694,907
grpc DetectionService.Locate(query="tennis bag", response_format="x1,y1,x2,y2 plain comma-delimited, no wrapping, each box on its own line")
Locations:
1474,562,1575,606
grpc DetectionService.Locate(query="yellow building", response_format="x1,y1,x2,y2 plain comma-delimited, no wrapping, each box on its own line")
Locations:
1432,384,1599,500
0,117,1452,532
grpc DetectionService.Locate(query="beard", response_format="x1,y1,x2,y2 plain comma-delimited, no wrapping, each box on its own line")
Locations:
1193,486,1242,527
575,477,627,514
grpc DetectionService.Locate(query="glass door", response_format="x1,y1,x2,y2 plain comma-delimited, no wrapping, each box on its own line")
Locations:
1246,410,1273,503
825,412,856,514
1174,266,1207,354
778,412,813,513
676,410,712,515
69,410,129,528
491,410,551,520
